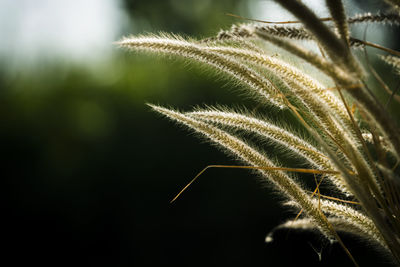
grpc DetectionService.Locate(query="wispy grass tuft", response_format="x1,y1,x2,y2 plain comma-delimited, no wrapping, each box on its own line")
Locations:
382,55,400,75
118,1,400,265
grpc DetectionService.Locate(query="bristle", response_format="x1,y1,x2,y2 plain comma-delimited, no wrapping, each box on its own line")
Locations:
119,2,400,264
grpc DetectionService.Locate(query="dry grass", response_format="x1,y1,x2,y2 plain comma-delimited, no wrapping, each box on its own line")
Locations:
117,1,400,265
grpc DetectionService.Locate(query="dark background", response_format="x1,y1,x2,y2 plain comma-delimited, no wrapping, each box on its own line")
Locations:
2,0,399,266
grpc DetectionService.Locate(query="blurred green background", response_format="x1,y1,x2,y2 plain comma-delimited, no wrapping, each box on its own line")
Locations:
2,0,399,266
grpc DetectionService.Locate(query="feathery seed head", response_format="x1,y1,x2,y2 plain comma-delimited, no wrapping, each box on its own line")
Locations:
121,1,400,264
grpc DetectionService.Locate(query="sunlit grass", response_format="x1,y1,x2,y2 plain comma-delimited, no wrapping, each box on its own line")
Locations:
118,1,400,265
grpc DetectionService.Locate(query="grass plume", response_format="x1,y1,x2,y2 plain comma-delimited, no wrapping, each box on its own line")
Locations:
118,1,400,265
